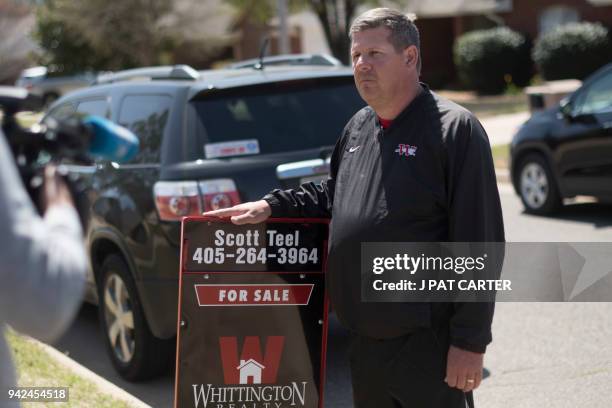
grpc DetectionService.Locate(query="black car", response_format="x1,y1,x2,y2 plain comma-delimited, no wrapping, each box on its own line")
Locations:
44,64,365,380
510,62,612,214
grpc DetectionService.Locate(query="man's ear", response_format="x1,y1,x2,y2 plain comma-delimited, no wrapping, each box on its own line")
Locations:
403,45,418,67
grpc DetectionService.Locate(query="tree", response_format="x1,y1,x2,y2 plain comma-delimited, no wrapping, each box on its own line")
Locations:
35,2,110,74
225,0,385,65
225,0,276,24
35,0,176,72
306,0,359,65
35,0,234,73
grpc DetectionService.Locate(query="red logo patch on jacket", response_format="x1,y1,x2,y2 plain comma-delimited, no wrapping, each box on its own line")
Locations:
395,144,417,157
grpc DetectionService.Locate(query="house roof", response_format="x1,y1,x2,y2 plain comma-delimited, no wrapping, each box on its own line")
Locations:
403,0,512,18
237,359,265,370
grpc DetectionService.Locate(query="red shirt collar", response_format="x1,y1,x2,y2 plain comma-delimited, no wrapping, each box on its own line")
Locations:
377,116,393,130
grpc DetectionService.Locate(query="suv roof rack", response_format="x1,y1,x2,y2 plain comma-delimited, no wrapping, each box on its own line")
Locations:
228,54,343,70
95,64,200,84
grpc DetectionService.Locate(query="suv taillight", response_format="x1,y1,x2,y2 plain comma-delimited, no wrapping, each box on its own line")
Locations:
154,179,241,221
154,181,201,221
199,179,241,212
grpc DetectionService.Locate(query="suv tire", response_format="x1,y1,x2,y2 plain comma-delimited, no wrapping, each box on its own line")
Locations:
98,254,173,381
517,153,561,215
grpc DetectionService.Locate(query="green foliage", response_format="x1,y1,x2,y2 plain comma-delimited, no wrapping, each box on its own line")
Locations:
454,27,532,95
225,0,276,23
532,22,612,81
35,5,110,74
34,0,175,73
7,330,132,407
223,0,371,65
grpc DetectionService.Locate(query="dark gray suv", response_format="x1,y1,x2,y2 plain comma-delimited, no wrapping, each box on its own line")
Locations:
45,64,365,380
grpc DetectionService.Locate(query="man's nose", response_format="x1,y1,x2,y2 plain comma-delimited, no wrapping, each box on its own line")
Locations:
354,56,372,72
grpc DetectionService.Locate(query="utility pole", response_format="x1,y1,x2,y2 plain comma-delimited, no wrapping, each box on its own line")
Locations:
277,0,290,54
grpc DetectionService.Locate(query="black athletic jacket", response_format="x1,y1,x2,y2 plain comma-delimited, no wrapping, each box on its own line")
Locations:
263,86,505,353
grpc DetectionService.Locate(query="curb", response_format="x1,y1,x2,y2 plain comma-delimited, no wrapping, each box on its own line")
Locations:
28,337,151,408
496,168,510,184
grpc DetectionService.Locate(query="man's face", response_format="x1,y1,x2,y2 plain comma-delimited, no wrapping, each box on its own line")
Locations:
350,27,413,110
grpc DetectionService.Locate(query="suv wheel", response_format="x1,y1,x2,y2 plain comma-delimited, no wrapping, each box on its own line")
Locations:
98,255,172,381
517,154,561,215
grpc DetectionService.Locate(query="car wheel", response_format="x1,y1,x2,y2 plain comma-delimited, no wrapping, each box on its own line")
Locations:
517,153,561,215
98,254,172,381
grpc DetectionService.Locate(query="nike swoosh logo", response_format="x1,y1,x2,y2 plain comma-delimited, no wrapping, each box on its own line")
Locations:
349,146,361,153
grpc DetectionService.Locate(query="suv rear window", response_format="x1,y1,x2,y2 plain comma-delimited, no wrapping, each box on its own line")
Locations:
190,77,365,157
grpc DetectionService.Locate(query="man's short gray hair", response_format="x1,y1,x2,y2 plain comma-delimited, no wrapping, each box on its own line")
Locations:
349,8,421,73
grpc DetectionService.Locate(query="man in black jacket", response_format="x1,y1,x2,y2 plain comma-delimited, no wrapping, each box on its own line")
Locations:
205,7,504,407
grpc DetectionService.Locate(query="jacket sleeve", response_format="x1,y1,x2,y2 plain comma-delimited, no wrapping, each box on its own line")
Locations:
262,128,348,218
0,131,88,343
445,114,505,353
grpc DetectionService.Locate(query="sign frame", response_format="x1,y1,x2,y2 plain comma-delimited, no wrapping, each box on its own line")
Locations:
173,216,330,408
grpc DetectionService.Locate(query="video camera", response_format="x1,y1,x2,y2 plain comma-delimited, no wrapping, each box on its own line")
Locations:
0,86,139,229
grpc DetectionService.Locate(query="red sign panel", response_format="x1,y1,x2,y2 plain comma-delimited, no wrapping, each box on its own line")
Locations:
195,284,315,306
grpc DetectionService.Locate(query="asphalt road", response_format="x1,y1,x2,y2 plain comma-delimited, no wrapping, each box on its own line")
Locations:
51,184,612,407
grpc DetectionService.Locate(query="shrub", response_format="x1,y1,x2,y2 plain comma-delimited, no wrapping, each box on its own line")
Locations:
454,27,532,94
532,22,612,81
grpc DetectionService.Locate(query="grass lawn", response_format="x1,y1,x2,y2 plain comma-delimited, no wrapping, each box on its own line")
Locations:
6,330,131,408
492,143,510,169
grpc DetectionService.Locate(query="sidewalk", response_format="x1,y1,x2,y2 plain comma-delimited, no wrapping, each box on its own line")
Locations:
478,110,529,184
480,111,530,146
496,168,510,184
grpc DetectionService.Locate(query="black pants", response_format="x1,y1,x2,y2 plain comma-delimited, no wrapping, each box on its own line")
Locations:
348,325,471,408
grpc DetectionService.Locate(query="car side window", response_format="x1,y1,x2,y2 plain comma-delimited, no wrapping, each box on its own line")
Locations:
46,102,75,121
76,98,110,118
574,71,612,115
118,94,172,164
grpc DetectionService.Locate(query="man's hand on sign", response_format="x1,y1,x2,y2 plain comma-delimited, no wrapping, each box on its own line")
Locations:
444,345,484,393
203,200,271,225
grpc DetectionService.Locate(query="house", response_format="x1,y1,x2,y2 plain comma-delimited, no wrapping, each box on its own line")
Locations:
158,0,236,68
237,358,265,384
231,11,303,61
403,0,612,86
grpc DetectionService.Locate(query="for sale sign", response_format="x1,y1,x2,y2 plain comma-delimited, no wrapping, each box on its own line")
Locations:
174,217,329,408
